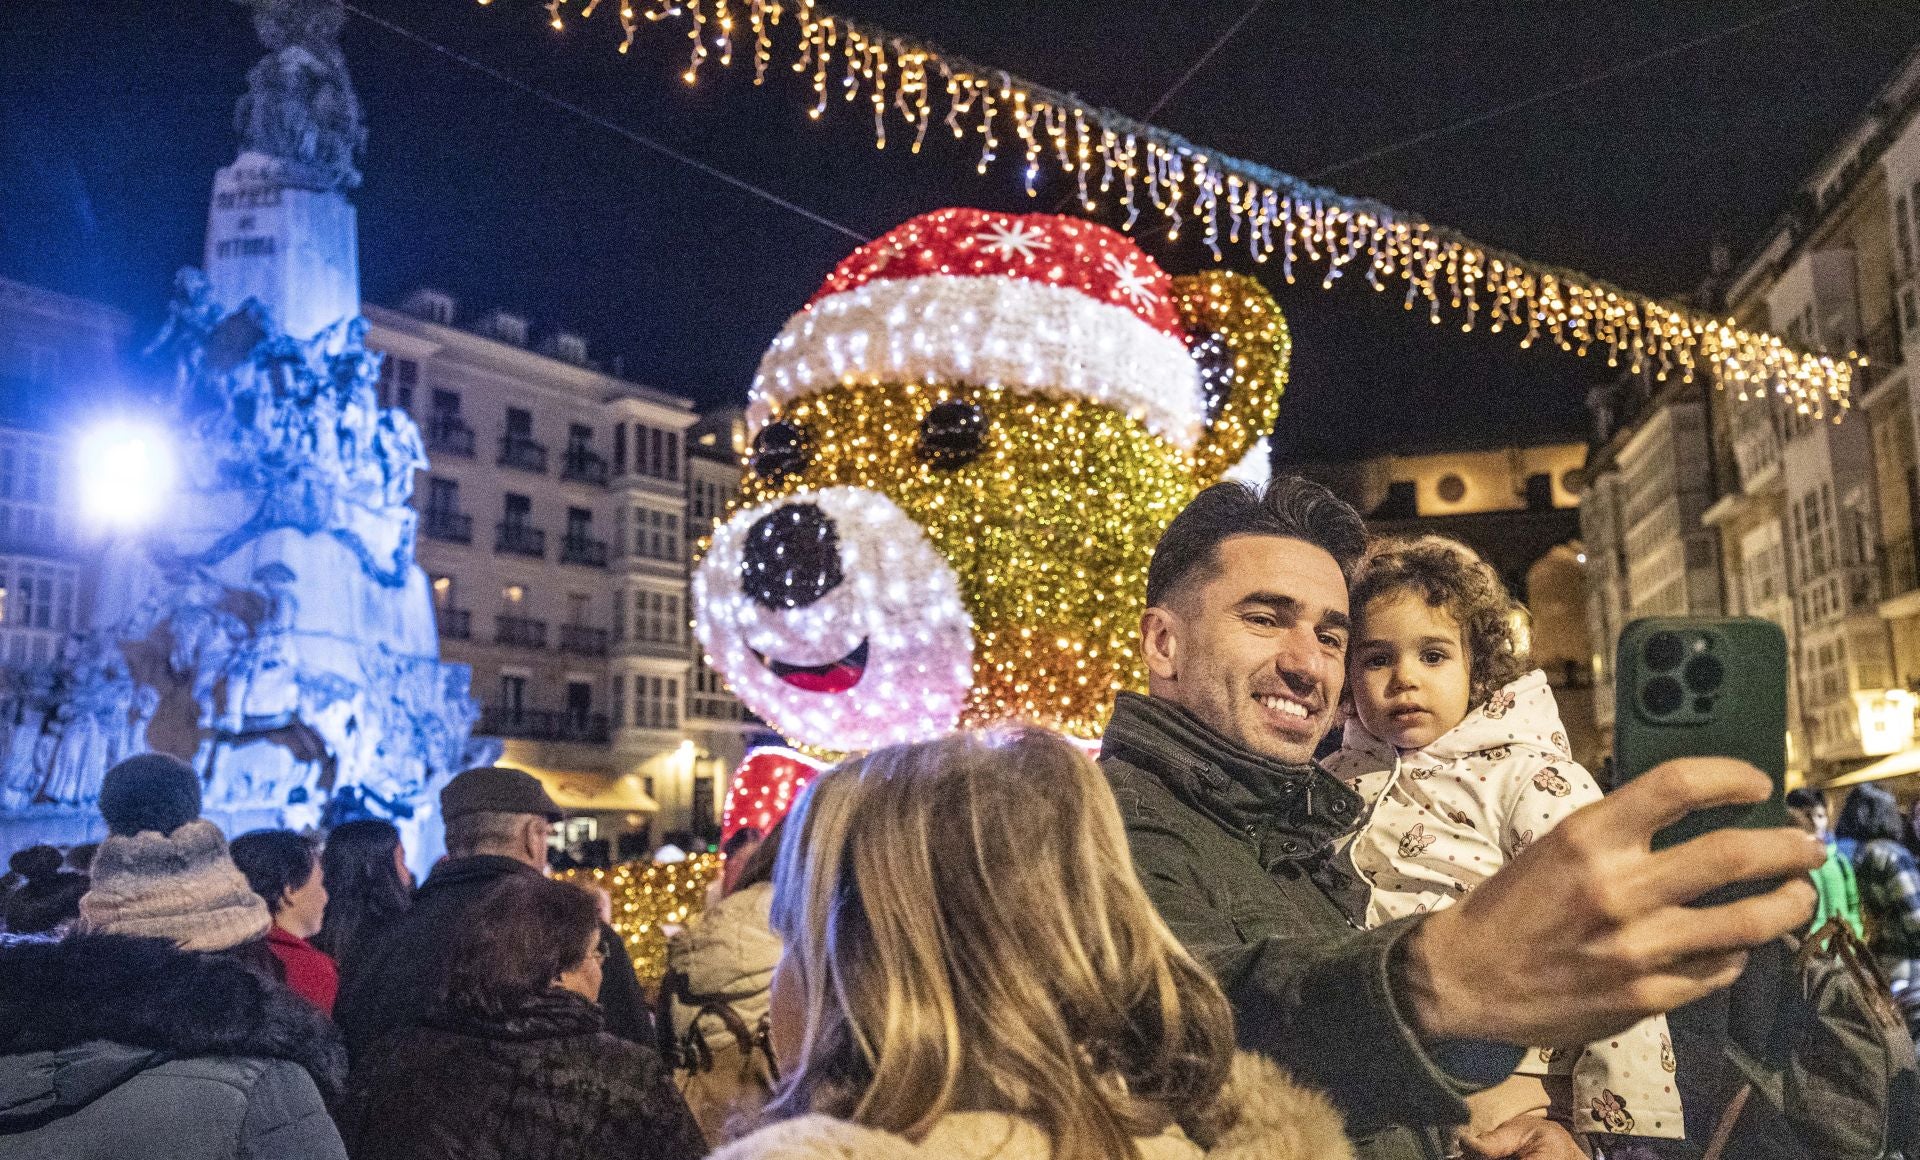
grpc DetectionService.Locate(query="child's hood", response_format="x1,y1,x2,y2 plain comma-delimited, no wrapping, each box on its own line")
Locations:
1336,668,1573,770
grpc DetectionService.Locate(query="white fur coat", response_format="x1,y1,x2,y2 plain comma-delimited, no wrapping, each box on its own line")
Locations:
706,1052,1354,1160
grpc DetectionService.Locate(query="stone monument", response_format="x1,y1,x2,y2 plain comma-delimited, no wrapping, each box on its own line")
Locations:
0,0,486,861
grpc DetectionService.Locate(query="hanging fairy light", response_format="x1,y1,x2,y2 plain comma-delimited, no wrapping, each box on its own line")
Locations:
488,0,1856,417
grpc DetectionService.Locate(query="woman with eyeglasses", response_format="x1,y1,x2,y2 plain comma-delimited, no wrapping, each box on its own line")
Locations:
338,874,705,1160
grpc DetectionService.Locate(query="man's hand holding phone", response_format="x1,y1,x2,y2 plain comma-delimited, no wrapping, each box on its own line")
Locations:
1397,757,1823,1049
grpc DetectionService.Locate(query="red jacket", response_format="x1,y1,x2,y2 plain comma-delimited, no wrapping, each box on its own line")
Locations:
266,925,339,1016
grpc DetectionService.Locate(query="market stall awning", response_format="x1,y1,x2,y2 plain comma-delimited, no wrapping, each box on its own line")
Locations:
512,766,660,813
1824,748,1920,789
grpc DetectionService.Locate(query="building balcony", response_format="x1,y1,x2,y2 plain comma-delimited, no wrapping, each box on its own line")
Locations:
479,706,610,745
494,615,548,649
494,522,545,557
422,508,473,544
616,635,688,660
1884,534,1918,602
689,695,744,723
559,624,611,656
436,607,472,640
561,450,610,486
426,416,476,457
499,436,549,474
560,535,609,568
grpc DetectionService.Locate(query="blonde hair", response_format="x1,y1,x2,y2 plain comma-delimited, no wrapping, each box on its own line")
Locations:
765,727,1236,1159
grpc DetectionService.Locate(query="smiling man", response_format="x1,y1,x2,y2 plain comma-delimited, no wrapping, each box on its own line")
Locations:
1099,477,1824,1160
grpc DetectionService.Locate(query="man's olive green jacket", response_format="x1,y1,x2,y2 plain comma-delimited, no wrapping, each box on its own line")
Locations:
1101,691,1513,1160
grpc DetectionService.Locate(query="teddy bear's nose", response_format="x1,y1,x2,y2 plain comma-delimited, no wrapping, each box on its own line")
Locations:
741,502,844,610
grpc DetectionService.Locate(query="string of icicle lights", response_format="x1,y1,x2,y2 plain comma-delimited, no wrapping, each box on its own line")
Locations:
489,0,1857,416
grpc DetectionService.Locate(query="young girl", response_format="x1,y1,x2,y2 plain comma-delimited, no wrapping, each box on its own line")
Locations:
708,727,1354,1160
1324,535,1682,1146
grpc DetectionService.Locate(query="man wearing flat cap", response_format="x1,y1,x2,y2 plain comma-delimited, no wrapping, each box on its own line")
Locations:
334,766,651,1070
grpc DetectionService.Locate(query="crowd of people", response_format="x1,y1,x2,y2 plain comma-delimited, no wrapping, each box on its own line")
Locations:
0,476,1906,1160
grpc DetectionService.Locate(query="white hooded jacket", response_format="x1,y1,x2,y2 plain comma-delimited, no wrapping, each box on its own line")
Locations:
1325,669,1683,1140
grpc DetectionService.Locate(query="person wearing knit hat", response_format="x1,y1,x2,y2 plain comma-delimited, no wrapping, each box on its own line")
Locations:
0,751,348,1158
76,752,271,953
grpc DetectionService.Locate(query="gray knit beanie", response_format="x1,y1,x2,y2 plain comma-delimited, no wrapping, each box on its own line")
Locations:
78,754,269,952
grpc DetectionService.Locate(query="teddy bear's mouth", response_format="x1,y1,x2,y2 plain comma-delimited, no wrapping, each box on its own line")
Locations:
751,639,870,694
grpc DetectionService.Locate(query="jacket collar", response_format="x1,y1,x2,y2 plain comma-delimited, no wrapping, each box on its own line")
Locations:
0,934,345,1105
1100,691,1363,863
708,1050,1355,1160
427,988,606,1043
418,854,539,899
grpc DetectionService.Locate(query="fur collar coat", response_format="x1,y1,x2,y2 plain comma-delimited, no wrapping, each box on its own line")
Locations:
708,1052,1354,1160
0,933,347,1159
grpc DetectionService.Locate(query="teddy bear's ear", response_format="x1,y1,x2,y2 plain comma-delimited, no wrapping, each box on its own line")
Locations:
1172,270,1291,484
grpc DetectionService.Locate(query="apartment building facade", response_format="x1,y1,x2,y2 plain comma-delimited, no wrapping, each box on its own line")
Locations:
1581,48,1920,784
0,277,129,671
364,292,746,851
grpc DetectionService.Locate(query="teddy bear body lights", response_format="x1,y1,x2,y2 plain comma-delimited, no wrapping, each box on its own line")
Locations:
694,208,1291,751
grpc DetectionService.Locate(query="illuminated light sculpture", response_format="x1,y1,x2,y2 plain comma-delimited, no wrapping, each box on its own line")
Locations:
719,746,828,842
695,207,1289,749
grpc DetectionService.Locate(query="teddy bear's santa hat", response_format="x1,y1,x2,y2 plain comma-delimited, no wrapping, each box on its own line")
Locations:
749,208,1208,449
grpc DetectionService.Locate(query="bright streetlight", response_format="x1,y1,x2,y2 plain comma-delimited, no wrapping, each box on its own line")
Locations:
76,417,177,529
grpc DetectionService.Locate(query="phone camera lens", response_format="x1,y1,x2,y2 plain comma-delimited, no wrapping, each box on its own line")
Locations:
1645,632,1685,672
1643,675,1685,716
1684,654,1725,694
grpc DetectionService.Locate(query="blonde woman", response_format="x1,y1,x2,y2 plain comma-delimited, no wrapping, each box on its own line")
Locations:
709,727,1353,1160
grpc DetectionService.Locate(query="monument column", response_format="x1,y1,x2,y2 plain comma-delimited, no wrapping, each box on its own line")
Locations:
203,0,365,340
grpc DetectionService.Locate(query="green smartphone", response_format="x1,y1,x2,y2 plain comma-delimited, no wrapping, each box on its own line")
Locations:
1613,616,1789,849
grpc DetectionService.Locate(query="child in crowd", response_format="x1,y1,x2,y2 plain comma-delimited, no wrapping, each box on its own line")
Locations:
1323,535,1682,1147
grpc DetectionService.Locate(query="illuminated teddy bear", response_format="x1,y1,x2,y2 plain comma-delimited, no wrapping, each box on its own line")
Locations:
693,208,1291,751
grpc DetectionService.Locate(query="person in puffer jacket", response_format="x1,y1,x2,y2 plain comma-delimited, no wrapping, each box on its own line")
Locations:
0,753,346,1160
1324,536,1681,1149
664,819,784,1143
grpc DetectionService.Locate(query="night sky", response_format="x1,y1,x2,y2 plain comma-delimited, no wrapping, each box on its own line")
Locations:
4,0,1918,461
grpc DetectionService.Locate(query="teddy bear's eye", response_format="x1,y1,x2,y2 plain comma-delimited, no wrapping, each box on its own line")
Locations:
917,400,987,470
751,420,810,479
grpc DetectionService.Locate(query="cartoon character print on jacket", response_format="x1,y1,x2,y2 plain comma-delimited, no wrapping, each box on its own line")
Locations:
1592,1090,1635,1134
1660,1034,1676,1073
1531,767,1572,797
1397,823,1435,860
1483,689,1517,719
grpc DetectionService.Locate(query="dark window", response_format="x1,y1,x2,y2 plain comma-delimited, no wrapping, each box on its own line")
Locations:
427,477,459,512
432,389,461,416
568,424,592,453
664,432,679,482
611,675,626,727
499,674,526,713
566,680,593,722
504,493,532,522
614,424,627,474
506,407,533,438
692,773,716,841
567,507,592,537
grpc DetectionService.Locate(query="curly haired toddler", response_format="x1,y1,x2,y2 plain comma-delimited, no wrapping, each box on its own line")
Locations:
1324,534,1683,1146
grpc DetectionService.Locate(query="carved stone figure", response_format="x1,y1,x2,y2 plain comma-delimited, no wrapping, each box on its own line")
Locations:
220,563,301,733
231,0,364,192
372,409,427,507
